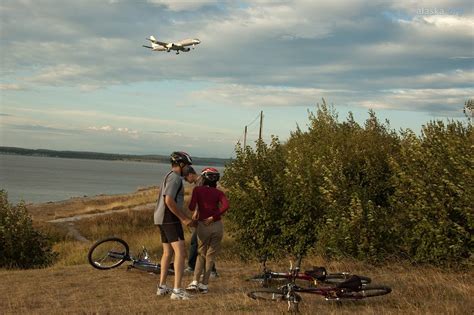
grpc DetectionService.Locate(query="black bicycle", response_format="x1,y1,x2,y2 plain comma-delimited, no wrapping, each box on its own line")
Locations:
247,257,391,313
88,237,174,275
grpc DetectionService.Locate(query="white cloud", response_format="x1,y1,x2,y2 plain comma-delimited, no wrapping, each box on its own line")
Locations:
1,0,472,118
87,125,139,138
25,64,91,85
147,0,218,11
191,84,345,107
357,87,474,114
0,83,24,90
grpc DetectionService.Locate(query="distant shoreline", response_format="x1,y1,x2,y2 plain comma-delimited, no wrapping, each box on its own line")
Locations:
0,146,230,166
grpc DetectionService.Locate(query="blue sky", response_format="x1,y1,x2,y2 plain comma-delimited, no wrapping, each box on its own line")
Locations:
1,0,472,158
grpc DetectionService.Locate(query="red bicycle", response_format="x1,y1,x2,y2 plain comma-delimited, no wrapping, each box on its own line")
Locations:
247,257,391,313
247,256,371,288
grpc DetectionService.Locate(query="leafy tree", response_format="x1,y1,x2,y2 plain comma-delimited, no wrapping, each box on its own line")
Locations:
222,138,288,260
0,190,56,268
463,99,473,123
390,121,473,264
223,100,472,266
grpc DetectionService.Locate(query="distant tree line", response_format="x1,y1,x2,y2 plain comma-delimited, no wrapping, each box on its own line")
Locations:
0,147,229,166
222,100,473,266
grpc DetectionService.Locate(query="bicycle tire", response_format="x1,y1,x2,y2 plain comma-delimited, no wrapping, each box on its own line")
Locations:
88,237,130,270
324,273,371,285
358,285,391,298
247,288,302,302
337,285,392,300
247,274,289,287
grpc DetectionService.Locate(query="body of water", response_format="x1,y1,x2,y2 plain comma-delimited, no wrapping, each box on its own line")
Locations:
0,154,218,204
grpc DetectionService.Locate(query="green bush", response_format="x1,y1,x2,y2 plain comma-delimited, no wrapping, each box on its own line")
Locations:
223,100,473,266
0,190,56,268
222,138,288,260
390,121,473,265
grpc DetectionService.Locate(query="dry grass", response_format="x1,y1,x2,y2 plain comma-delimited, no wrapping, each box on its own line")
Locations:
5,191,471,314
27,186,160,222
1,259,473,314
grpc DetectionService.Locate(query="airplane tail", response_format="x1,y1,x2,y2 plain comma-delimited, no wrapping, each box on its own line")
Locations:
148,35,157,42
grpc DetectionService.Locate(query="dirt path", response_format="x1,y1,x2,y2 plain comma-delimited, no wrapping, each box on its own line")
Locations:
48,203,155,242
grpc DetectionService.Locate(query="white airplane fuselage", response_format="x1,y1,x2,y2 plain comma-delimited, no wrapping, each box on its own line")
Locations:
143,36,201,54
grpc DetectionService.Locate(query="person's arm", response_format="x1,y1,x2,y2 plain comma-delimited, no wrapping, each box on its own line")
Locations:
165,196,191,224
189,188,200,221
162,175,191,225
212,191,229,221
188,188,198,212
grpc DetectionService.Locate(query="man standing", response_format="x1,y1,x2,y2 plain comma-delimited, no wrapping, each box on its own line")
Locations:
155,151,193,300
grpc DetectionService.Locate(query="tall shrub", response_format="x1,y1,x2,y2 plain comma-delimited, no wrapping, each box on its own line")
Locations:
390,121,473,264
222,138,288,259
0,190,56,268
286,103,400,261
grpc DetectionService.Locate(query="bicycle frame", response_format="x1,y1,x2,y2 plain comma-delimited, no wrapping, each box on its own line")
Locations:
249,256,367,288
247,257,390,312
88,237,174,275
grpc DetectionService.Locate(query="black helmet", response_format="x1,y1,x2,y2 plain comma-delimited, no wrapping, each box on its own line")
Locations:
170,151,193,166
201,167,220,182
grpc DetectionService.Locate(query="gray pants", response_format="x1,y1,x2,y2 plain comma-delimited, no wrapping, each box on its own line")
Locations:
193,220,224,285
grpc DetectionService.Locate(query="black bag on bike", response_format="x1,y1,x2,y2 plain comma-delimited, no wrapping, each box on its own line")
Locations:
304,266,327,281
336,275,362,291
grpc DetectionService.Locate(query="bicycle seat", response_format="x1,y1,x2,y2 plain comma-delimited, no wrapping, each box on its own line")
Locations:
304,266,327,281
336,275,362,291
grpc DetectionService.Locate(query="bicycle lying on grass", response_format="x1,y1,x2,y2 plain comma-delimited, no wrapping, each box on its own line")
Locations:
88,237,174,275
247,256,372,288
247,257,391,313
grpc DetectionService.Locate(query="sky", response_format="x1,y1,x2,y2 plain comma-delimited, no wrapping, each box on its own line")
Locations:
0,0,473,158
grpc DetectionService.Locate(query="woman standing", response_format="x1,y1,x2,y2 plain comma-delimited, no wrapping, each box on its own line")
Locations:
186,168,229,293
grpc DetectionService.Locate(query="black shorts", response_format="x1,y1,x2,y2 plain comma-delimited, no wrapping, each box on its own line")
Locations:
158,223,184,243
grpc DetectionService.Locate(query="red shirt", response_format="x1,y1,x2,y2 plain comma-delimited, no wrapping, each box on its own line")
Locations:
188,186,229,221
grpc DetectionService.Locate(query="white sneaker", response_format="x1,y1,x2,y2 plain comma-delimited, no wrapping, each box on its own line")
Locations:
197,283,208,294
157,284,171,296
186,280,199,291
170,288,191,300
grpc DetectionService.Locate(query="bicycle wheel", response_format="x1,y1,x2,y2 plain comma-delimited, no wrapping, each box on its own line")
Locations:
324,273,371,285
358,285,391,298
337,285,392,300
248,288,302,302
247,273,289,287
88,237,130,270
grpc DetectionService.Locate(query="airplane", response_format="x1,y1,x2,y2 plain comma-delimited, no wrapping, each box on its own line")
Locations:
142,36,201,54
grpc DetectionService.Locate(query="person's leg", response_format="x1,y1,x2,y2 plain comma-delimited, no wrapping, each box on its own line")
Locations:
159,242,173,287
187,229,198,270
202,221,223,285
170,239,185,290
193,222,209,282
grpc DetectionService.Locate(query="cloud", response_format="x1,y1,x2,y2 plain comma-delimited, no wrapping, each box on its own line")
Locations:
0,84,24,90
1,0,472,118
4,124,80,135
87,125,139,137
356,88,474,115
191,84,349,107
146,0,219,11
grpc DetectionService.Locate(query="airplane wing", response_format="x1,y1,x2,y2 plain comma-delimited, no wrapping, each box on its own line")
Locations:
147,36,168,47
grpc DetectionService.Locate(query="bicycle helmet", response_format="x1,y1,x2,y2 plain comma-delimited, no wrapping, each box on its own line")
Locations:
170,151,193,166
201,167,220,182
